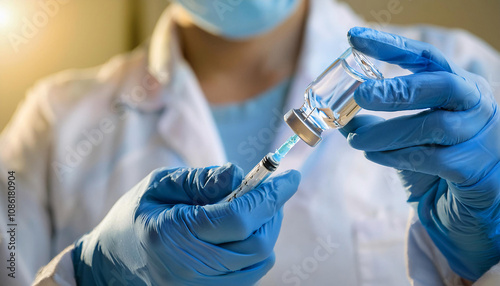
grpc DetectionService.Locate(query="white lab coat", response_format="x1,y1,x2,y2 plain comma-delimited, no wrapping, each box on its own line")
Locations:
1,0,500,285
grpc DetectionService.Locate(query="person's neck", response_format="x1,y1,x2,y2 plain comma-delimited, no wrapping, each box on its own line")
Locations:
175,0,308,104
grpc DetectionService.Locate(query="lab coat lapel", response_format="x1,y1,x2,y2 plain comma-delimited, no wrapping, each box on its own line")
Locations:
157,65,227,168
148,6,226,168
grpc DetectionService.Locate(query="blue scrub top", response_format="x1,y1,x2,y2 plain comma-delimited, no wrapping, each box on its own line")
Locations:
210,79,291,173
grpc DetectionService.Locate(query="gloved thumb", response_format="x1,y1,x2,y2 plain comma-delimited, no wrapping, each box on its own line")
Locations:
184,170,301,244
188,163,245,205
347,26,453,74
339,114,384,138
142,163,244,206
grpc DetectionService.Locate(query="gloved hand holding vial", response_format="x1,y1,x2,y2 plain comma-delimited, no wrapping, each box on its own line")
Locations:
341,27,500,281
228,27,500,282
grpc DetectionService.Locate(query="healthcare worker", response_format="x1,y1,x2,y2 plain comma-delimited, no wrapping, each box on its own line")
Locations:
1,0,500,285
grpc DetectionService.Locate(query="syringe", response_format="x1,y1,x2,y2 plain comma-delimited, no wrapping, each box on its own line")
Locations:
223,134,300,202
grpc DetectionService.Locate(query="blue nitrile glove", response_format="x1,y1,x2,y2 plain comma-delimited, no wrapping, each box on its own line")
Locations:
342,27,500,281
71,164,301,285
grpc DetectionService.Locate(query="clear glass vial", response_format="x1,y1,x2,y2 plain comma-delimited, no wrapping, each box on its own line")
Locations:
285,47,383,146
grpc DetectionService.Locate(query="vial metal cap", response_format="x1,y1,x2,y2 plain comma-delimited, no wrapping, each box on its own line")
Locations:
284,109,322,147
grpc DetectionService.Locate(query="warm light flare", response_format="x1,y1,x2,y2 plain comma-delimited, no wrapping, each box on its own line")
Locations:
0,3,18,31
0,5,11,27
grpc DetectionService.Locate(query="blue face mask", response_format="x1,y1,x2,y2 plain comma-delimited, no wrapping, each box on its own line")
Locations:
174,0,301,39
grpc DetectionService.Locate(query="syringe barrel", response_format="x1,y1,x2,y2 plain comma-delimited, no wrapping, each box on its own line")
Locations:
223,154,278,202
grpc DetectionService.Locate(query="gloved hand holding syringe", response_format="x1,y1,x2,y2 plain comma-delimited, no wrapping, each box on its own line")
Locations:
224,45,383,202
223,134,300,202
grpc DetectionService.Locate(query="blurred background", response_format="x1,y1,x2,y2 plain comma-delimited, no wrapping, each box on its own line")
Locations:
1,0,499,131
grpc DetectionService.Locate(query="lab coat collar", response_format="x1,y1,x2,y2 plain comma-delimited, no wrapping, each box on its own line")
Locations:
148,5,227,167
105,6,179,114
114,5,184,114
156,62,228,167
148,5,182,86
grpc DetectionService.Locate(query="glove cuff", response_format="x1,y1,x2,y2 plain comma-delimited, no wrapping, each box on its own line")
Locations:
72,237,100,286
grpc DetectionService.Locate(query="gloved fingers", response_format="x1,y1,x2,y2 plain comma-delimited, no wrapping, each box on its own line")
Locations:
399,170,442,203
184,170,301,244
216,209,283,271
449,162,500,209
363,133,499,185
354,72,481,112
362,146,451,181
184,163,245,205
197,253,276,286
143,163,244,205
348,27,454,74
146,212,283,285
339,114,385,138
346,106,493,151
